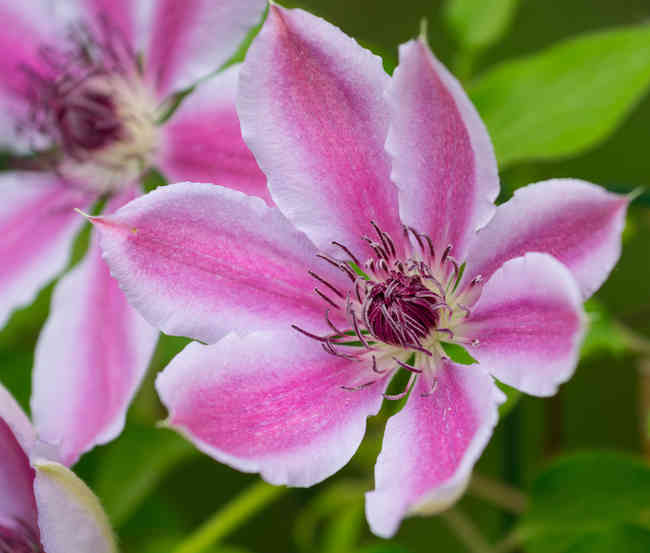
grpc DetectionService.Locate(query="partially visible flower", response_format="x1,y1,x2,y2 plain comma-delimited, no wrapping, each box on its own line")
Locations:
0,383,117,553
0,0,266,465
89,6,630,537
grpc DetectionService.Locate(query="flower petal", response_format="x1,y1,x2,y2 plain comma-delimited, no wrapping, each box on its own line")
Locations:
33,460,117,553
238,5,403,258
31,189,159,467
387,38,499,259
91,182,345,344
366,364,503,538
75,0,146,52
462,179,629,299
0,383,37,529
0,173,93,330
145,0,266,96
459,252,586,397
158,64,270,204
0,0,59,94
156,331,385,487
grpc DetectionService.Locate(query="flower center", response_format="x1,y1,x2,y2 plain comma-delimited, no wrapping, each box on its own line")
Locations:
364,273,442,347
22,20,159,192
0,520,41,553
293,222,484,398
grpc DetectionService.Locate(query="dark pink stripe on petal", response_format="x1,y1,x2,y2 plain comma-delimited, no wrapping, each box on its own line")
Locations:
31,188,158,466
158,65,270,204
463,179,629,299
157,331,385,487
366,363,502,538
461,253,585,397
238,6,403,259
388,39,499,259
91,182,343,344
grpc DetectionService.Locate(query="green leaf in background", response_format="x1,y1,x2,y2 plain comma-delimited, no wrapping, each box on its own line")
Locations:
470,25,650,168
580,299,628,359
293,480,367,553
564,526,650,553
518,451,650,553
496,381,522,418
93,423,196,527
444,0,519,53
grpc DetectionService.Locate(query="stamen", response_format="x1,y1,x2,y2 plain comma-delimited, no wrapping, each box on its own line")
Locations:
331,241,360,266
441,244,453,264
314,288,340,309
383,372,417,400
308,270,344,298
392,357,423,374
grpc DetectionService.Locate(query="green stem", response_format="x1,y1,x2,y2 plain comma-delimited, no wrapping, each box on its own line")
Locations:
468,474,529,514
440,508,496,553
172,480,287,553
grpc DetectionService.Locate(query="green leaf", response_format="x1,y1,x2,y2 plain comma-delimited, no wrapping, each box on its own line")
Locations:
444,0,519,52
470,25,650,167
496,381,522,418
564,526,650,553
580,299,628,359
93,424,196,527
293,480,367,553
519,451,650,553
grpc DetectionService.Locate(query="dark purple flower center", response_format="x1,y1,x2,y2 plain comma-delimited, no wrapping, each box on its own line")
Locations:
21,17,136,160
364,273,442,346
54,84,122,157
0,522,41,553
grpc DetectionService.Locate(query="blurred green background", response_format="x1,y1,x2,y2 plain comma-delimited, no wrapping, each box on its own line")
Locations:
2,1,650,552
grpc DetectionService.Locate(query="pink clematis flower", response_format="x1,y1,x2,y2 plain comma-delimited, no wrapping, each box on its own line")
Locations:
89,6,630,537
0,382,117,553
0,0,267,465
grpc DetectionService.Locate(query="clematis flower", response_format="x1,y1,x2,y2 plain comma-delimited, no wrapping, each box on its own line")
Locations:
88,6,630,537
0,382,117,553
0,0,266,465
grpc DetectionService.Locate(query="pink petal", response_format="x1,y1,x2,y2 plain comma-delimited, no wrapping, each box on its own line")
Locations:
158,64,270,204
145,0,266,96
0,1,60,98
238,5,403,258
387,38,499,259
0,383,38,531
31,189,159,466
366,364,503,538
0,173,93,330
91,182,345,344
77,0,142,52
156,330,385,487
33,460,117,553
462,179,630,299
459,253,586,397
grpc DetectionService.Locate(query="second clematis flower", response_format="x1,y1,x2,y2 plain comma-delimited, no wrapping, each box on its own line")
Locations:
89,6,630,537
0,0,267,465
0,382,118,553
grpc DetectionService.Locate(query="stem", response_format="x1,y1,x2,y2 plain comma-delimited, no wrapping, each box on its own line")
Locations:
494,529,524,553
468,474,529,514
618,323,650,355
172,480,287,553
440,508,496,553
